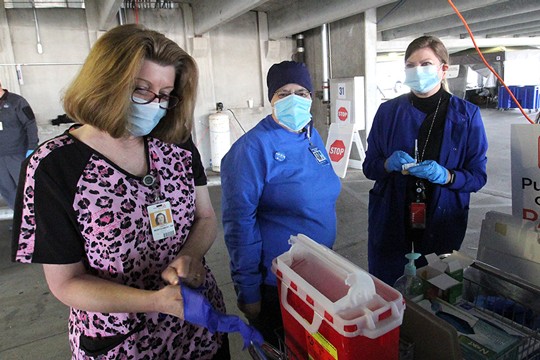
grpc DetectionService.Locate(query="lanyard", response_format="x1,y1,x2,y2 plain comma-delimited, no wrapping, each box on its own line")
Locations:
418,95,442,163
303,125,312,145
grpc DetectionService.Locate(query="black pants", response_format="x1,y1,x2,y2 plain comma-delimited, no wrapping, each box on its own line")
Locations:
248,285,284,349
212,334,231,360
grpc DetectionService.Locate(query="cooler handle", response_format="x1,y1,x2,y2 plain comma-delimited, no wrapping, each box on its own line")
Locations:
361,302,404,339
280,280,323,335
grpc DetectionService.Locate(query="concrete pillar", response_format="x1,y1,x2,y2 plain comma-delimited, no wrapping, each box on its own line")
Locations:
182,4,216,170
363,8,377,137
0,0,21,94
84,0,101,47
257,11,270,108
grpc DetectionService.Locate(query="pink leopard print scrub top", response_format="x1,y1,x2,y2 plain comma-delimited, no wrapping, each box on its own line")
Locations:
12,130,226,359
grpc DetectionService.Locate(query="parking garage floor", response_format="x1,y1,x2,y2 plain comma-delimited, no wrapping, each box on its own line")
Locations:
0,108,532,359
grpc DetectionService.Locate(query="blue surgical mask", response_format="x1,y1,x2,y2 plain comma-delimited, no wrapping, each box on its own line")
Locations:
404,65,442,94
127,98,167,137
273,94,312,132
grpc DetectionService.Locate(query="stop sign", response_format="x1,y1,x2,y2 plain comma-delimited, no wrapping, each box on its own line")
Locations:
338,107,348,121
329,140,346,162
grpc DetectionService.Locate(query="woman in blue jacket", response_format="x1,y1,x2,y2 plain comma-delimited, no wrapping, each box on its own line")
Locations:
363,36,488,286
221,61,341,346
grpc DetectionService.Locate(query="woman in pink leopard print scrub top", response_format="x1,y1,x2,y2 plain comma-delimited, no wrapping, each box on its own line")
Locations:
11,24,229,359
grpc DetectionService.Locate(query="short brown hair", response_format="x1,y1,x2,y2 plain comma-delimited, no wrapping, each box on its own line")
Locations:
63,24,198,143
405,35,450,91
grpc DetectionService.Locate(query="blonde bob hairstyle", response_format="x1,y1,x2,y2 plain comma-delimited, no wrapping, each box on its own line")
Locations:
405,35,450,92
63,24,198,143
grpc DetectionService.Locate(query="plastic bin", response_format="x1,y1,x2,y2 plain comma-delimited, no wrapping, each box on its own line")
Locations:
498,86,520,109
521,85,539,111
272,234,405,360
498,85,540,111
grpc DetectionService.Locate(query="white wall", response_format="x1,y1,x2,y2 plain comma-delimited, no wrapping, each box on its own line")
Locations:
0,7,295,169
123,8,187,50
211,12,262,109
503,60,540,86
504,50,540,85
5,8,88,123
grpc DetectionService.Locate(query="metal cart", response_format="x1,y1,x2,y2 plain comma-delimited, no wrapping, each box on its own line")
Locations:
249,259,539,360
461,260,540,359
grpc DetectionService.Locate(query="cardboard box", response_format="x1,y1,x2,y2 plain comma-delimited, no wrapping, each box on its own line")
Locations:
417,252,473,304
417,299,523,359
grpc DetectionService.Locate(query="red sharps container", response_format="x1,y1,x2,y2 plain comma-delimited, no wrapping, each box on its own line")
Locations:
272,234,405,360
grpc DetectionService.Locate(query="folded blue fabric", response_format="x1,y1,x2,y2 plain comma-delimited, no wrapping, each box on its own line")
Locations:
181,284,264,349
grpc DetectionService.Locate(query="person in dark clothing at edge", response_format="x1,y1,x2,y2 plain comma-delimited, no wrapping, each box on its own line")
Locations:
0,80,38,210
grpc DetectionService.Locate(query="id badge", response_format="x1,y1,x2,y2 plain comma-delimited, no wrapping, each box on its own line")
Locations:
410,202,426,229
309,145,329,165
148,201,176,241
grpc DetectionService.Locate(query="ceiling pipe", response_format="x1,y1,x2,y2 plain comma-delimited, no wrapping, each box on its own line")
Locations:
321,23,330,103
31,1,43,54
118,6,126,25
295,33,305,63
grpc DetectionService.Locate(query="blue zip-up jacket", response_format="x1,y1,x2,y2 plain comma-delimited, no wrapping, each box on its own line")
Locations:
363,94,488,285
221,115,341,304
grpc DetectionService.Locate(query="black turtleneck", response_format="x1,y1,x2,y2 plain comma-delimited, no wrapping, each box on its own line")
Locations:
409,86,451,163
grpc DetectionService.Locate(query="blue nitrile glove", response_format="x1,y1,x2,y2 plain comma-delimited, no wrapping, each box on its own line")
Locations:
408,160,449,184
25,149,33,158
385,150,415,172
181,284,264,349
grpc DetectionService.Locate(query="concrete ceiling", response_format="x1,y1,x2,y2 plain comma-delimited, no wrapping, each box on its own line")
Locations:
12,0,540,53
186,0,540,53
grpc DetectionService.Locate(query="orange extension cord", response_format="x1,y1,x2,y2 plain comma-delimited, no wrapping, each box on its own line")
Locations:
447,0,534,124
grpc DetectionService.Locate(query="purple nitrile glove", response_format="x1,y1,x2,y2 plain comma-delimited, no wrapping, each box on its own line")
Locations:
180,283,264,349
385,150,415,172
408,160,449,184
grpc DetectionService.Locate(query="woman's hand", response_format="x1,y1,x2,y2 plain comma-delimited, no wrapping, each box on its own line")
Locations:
162,255,206,288
408,160,449,184
385,150,415,172
161,185,216,289
152,284,184,318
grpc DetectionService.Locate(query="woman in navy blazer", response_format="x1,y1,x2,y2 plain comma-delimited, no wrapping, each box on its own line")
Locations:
363,36,488,285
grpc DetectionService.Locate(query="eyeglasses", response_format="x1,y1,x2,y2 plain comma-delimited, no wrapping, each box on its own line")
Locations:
131,88,180,109
274,89,311,99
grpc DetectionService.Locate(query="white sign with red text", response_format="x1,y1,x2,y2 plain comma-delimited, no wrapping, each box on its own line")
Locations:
511,124,540,229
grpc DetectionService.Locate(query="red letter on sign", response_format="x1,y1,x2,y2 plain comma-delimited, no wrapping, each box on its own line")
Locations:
523,208,538,222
